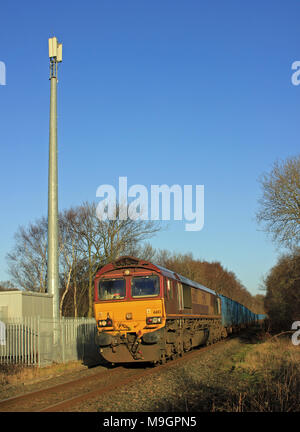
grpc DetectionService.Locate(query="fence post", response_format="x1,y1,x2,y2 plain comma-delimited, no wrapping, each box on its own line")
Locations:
0,316,98,367
61,319,65,363
37,316,40,367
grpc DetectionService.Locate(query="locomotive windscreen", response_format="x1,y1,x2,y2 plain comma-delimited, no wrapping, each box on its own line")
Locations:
131,276,160,298
98,278,126,300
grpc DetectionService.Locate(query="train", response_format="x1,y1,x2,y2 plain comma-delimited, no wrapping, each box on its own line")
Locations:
93,256,266,364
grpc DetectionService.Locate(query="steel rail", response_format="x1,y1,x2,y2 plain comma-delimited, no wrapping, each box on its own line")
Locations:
0,338,232,412
40,339,230,412
0,365,123,411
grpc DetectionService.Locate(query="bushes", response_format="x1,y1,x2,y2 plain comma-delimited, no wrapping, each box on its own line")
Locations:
264,249,300,332
229,338,300,412
155,336,300,412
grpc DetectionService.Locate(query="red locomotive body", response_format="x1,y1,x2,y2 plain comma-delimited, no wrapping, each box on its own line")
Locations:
94,256,225,364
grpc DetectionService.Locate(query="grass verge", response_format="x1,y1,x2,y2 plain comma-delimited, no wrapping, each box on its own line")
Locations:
158,334,300,412
0,361,85,389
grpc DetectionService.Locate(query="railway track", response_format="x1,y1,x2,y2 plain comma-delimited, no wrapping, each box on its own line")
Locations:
0,339,230,412
0,365,126,412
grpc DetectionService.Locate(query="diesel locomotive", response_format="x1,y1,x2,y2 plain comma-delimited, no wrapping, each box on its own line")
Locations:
94,256,264,364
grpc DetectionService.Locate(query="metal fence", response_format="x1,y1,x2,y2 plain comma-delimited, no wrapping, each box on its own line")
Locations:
0,317,100,367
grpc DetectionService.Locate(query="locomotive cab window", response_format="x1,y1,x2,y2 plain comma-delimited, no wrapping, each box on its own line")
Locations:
131,276,160,298
98,278,126,300
182,283,192,309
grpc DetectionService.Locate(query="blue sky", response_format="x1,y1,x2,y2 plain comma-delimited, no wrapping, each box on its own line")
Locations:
0,0,299,295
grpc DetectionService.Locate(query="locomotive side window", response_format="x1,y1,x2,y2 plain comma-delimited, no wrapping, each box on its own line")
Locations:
216,298,221,314
167,279,173,300
172,280,177,298
131,276,160,298
182,284,192,309
164,278,167,299
178,283,184,310
164,278,172,300
98,279,126,300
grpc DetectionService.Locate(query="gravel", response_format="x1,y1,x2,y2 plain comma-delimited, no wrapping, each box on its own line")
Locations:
73,338,245,412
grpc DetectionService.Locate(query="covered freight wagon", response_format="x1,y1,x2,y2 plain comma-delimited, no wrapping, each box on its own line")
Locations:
219,294,265,331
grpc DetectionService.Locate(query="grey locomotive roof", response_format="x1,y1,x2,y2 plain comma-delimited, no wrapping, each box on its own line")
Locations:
155,264,216,296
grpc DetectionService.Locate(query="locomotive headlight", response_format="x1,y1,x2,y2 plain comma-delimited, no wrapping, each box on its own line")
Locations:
146,317,162,325
98,319,113,327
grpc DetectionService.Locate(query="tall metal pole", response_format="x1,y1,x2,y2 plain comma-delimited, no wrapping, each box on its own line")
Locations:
48,60,59,319
47,38,62,323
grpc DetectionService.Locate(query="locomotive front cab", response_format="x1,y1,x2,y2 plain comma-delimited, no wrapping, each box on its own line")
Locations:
94,257,166,362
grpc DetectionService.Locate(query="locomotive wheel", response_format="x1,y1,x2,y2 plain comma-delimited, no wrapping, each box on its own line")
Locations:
160,353,167,364
183,338,192,352
175,340,184,356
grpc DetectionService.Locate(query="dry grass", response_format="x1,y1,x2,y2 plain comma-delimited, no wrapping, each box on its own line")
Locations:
149,333,300,412
0,361,85,389
198,337,300,412
230,337,300,412
1,331,299,412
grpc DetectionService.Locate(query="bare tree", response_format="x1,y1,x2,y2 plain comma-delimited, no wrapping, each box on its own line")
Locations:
58,209,84,317
130,242,157,261
6,218,48,292
6,202,161,317
68,203,105,317
97,204,160,261
68,202,161,317
0,280,18,291
256,155,300,248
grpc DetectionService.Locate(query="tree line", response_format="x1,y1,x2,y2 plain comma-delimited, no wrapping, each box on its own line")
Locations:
256,154,300,331
263,248,300,332
3,153,298,326
3,201,264,317
151,251,265,314
5,202,160,317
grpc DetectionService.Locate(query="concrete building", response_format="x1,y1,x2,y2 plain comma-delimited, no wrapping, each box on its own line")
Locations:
0,291,53,320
